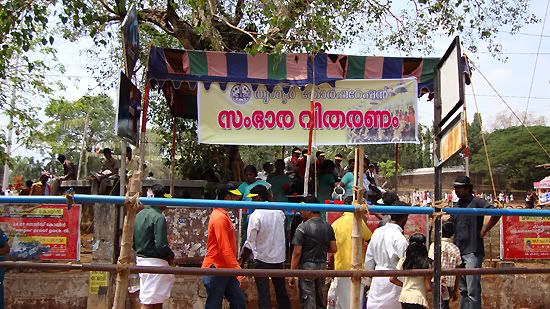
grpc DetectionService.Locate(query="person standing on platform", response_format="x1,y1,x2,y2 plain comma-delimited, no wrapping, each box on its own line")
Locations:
333,154,345,181
289,196,337,309
268,159,292,202
238,165,271,201
450,176,500,309
285,147,302,179
133,184,175,309
317,160,337,203
239,185,291,309
202,184,246,309
364,209,409,309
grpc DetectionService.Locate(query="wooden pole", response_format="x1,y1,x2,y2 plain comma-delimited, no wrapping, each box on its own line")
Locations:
394,144,399,192
76,115,89,180
350,147,365,309
169,116,177,196
112,80,150,309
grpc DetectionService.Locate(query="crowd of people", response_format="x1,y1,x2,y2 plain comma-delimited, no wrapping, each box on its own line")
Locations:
134,175,499,309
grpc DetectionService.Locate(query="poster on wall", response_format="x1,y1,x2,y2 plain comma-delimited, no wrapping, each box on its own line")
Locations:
500,215,550,259
198,79,419,145
0,204,81,261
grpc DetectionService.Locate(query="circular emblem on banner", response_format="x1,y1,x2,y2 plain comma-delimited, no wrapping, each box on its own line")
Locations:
230,84,252,104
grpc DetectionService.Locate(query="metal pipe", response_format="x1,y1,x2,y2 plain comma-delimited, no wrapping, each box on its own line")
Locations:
2,195,550,217
0,195,433,214
1,262,549,277
443,207,550,217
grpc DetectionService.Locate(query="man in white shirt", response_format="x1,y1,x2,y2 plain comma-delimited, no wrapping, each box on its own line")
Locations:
239,185,290,309
364,210,409,309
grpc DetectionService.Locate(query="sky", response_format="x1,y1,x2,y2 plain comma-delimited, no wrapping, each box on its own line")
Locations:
2,0,549,161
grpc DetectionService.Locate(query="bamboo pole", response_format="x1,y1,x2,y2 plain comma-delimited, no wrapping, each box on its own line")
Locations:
351,147,365,309
111,78,151,309
169,116,177,196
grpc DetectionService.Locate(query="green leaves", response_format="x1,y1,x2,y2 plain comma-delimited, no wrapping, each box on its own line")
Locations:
471,126,550,190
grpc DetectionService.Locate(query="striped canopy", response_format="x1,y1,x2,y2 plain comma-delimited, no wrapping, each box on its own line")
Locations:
147,46,440,97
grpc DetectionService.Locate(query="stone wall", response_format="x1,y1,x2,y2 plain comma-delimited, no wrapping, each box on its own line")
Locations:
5,268,549,308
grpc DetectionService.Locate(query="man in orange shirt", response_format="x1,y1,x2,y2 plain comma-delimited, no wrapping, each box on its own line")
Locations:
201,184,246,309
29,172,51,196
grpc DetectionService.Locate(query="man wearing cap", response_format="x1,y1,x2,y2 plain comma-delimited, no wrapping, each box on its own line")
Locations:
450,175,500,309
240,185,291,309
333,154,345,180
285,147,302,178
202,184,246,309
29,172,52,195
133,184,175,308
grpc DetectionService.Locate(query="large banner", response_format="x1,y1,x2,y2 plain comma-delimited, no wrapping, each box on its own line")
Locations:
500,215,550,259
198,79,418,145
0,204,81,261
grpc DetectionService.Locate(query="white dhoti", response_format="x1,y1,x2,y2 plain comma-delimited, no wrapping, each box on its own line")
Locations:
327,277,366,309
366,266,402,309
136,256,175,304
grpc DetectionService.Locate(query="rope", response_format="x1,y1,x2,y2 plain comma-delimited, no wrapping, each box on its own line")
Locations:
124,192,142,210
64,188,75,210
523,0,550,123
468,59,550,159
465,59,500,208
115,263,130,273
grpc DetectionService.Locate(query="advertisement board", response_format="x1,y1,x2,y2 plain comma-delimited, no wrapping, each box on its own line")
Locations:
116,71,141,145
0,204,81,261
198,79,419,145
500,215,550,259
121,4,139,76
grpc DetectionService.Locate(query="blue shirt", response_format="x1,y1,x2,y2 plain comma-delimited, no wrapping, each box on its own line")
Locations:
238,179,270,201
341,172,354,198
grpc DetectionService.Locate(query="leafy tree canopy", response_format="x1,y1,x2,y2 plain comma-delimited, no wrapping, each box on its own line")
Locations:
34,94,116,162
0,0,540,180
470,126,550,190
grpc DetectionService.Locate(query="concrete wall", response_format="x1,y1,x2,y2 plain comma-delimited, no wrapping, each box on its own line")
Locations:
5,272,88,308
5,267,549,308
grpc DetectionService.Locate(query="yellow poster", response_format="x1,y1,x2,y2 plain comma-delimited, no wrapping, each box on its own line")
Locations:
89,271,109,295
198,79,418,145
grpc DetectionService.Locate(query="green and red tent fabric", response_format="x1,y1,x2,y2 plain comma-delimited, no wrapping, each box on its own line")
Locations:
146,46,441,118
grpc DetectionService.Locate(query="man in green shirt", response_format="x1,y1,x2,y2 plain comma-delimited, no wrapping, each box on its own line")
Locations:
134,184,174,309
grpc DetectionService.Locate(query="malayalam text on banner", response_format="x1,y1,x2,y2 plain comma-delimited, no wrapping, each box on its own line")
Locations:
198,79,419,145
0,204,81,261
500,215,550,259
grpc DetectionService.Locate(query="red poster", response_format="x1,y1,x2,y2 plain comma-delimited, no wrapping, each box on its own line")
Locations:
327,212,428,236
0,204,81,261
500,216,550,259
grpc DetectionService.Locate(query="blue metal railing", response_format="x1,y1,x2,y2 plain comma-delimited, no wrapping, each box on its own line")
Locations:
0,195,549,216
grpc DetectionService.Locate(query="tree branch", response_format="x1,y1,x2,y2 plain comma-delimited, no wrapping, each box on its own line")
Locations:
232,0,245,25
97,0,116,15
